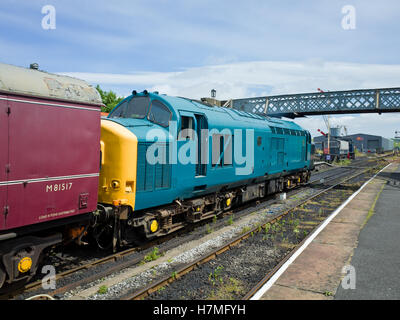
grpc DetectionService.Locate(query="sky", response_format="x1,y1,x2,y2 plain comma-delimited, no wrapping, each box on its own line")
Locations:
1,0,400,138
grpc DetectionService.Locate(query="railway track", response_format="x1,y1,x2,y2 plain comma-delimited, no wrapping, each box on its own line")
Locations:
2,157,390,300
120,160,388,300
244,161,393,300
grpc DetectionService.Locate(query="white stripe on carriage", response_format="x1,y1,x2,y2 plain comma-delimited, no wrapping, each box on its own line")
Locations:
0,173,100,186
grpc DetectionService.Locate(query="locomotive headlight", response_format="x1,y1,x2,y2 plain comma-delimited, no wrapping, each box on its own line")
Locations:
18,257,32,273
150,220,159,233
111,180,120,189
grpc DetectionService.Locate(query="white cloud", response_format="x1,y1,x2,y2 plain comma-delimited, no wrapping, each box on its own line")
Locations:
60,59,400,139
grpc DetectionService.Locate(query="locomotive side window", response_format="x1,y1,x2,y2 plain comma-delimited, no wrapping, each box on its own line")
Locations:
109,96,149,119
212,134,223,167
179,116,194,140
223,135,233,166
212,134,232,167
148,100,172,127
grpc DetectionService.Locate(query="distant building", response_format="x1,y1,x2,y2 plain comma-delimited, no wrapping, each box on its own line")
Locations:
345,134,393,153
314,133,394,154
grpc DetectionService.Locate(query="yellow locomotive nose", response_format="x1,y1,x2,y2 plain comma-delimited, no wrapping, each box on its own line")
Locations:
98,119,138,210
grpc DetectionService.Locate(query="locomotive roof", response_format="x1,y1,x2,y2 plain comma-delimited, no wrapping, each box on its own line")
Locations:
0,62,103,106
158,93,304,131
107,91,307,141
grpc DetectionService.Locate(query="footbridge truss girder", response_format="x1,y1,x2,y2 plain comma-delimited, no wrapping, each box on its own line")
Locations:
229,87,400,119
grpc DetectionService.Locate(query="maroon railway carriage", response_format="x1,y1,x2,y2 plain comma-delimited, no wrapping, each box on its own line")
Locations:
0,63,103,287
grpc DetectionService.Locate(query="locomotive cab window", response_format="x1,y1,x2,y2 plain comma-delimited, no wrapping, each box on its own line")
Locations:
148,100,172,127
109,96,149,119
108,100,126,118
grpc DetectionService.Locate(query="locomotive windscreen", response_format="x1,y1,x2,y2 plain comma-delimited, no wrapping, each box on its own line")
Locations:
109,96,150,119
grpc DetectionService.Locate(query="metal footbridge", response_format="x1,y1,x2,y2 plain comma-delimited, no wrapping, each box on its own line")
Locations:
223,87,400,119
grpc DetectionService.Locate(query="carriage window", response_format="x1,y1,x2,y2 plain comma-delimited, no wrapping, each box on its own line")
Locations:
148,100,171,127
109,96,149,119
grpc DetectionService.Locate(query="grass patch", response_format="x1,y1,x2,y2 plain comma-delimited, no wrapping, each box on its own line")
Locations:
336,159,351,166
278,242,297,249
297,208,314,213
97,285,108,295
207,278,245,300
299,221,319,226
240,226,251,234
307,201,322,206
142,247,162,263
208,265,224,286
362,183,385,228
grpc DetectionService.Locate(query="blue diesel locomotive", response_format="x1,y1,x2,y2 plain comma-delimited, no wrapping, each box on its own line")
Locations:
96,91,313,247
